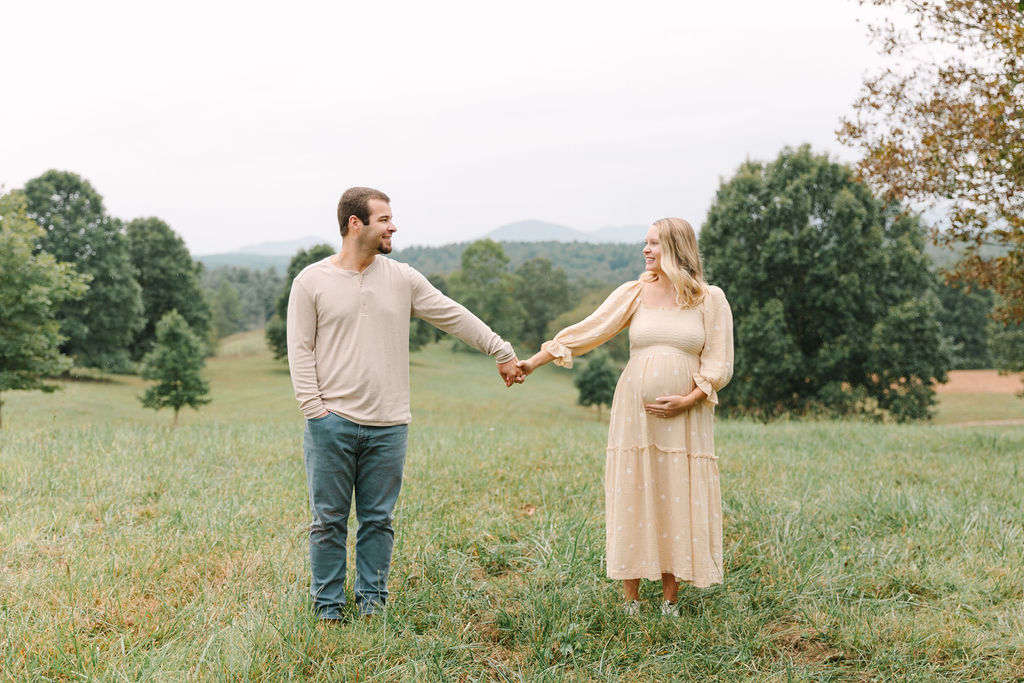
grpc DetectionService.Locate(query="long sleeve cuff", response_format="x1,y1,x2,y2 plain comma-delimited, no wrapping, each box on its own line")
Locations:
301,399,327,419
492,341,516,365
693,374,719,406
542,340,574,368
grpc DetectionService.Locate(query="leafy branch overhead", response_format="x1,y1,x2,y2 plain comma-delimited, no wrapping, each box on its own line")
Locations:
838,0,1024,324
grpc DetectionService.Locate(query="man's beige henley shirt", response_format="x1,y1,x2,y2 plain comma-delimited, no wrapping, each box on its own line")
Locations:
287,255,515,425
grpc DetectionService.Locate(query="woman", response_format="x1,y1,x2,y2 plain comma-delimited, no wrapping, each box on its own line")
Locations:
518,218,733,616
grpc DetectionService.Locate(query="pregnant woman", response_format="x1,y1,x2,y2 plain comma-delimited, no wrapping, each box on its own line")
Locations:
518,217,733,616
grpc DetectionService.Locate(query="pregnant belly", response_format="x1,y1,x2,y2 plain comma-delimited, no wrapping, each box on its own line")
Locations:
638,365,695,404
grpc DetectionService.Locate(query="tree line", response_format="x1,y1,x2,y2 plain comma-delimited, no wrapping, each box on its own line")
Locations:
259,146,1017,424
4,119,1021,425
394,241,641,285
0,170,279,424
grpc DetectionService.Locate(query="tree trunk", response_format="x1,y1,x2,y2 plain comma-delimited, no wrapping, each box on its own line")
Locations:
172,408,179,428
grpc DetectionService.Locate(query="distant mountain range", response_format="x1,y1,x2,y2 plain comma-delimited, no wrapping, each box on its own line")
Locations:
234,235,341,256
195,220,644,271
480,220,645,244
193,215,997,277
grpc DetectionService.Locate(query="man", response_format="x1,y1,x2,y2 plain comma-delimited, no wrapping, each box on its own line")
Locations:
287,186,523,620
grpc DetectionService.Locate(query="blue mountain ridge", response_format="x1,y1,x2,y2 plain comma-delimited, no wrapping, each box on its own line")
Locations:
197,220,644,264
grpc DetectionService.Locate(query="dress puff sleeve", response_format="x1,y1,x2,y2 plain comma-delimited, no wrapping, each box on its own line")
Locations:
693,285,734,406
541,281,642,368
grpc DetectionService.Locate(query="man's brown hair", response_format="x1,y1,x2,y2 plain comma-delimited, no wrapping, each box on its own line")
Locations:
337,187,391,237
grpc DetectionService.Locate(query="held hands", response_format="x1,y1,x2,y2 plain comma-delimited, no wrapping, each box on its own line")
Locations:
517,349,552,379
498,348,553,388
497,357,525,387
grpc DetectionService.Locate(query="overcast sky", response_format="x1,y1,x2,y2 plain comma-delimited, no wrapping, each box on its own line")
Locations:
1,1,897,255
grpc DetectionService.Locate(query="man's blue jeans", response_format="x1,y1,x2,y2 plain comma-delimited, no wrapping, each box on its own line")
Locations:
303,412,408,618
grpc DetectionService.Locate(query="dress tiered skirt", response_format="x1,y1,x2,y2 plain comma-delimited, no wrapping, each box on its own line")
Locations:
604,345,724,587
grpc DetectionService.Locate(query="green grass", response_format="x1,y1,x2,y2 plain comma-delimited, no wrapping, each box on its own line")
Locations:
2,332,1023,680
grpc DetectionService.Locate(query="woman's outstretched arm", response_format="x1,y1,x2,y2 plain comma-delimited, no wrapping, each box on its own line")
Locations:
518,348,556,378
521,281,643,379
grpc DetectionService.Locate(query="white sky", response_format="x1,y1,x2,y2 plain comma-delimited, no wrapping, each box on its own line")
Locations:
1,0,896,255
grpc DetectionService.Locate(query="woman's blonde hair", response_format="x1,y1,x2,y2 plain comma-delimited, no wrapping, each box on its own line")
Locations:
639,217,706,308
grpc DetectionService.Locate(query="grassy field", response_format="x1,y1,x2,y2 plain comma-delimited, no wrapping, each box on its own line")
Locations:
2,332,1023,681
931,392,1023,426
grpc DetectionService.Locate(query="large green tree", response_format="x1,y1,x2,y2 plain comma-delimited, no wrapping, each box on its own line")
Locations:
22,170,144,371
700,145,950,421
935,280,995,369
839,0,1024,325
0,191,90,426
139,310,211,426
265,244,336,359
126,217,211,359
447,240,526,345
513,257,573,350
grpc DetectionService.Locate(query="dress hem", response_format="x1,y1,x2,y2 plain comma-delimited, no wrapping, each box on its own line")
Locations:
606,570,723,588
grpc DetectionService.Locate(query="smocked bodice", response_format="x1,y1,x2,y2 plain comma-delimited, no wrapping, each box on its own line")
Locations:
629,306,704,355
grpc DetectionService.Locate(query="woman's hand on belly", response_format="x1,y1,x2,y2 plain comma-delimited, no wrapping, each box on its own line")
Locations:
644,395,691,418
644,387,709,418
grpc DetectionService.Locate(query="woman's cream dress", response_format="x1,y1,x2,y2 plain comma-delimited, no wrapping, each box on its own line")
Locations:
543,280,733,587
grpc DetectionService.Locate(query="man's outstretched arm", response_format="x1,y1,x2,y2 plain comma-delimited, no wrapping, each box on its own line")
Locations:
409,268,522,388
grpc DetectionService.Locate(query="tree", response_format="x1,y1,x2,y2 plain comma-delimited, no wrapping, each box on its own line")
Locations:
700,145,950,421
514,257,573,350
126,217,211,359
139,310,211,426
838,0,1024,325
265,244,336,359
0,191,90,427
209,280,244,340
22,170,144,371
573,351,619,419
935,279,995,369
447,240,526,345
991,324,1024,397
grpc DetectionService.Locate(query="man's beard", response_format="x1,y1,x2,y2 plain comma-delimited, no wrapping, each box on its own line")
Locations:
362,232,392,254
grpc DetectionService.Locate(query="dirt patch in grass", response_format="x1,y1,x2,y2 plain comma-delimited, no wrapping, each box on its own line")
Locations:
936,370,1024,394
764,621,853,669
